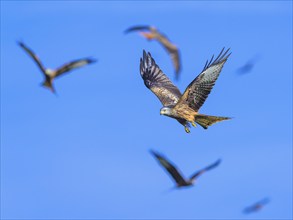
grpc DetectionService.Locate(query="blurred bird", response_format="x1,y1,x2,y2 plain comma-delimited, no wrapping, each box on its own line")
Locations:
125,25,181,80
237,55,260,75
18,41,96,93
243,198,270,214
140,48,231,133
150,150,221,188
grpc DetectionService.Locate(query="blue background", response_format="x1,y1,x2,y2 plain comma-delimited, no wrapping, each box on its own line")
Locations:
1,1,292,219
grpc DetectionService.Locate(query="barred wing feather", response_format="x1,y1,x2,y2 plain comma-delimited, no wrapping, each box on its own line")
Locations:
177,48,231,111
140,50,182,107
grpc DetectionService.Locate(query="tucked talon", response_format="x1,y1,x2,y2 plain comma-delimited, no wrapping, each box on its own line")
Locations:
191,121,196,127
185,127,190,133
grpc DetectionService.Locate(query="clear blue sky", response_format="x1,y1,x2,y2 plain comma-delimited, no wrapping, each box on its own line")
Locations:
1,1,292,219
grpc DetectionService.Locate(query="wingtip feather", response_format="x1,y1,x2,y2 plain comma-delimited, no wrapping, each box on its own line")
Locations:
125,25,151,34
149,149,160,157
86,58,98,64
201,47,231,72
215,159,222,165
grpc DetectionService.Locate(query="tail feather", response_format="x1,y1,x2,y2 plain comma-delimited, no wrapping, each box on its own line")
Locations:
42,80,56,94
194,114,231,129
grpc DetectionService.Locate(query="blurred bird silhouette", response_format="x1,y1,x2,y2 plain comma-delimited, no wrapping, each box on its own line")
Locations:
150,150,221,188
237,55,261,75
140,48,231,133
243,198,270,214
125,25,181,80
18,41,96,93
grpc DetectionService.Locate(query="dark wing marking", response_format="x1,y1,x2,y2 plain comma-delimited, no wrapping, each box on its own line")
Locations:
156,34,181,79
150,150,187,185
177,48,231,111
18,41,47,74
124,25,152,34
54,58,96,78
140,50,182,107
189,159,221,181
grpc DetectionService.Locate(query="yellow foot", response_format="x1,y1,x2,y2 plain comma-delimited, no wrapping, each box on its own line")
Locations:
185,127,190,133
191,121,196,127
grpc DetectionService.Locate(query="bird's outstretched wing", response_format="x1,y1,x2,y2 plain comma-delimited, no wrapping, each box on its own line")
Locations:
18,41,47,74
189,159,221,181
54,58,96,78
150,150,187,186
126,26,181,80
170,48,181,79
155,34,181,79
140,50,182,107
124,25,152,34
176,48,231,111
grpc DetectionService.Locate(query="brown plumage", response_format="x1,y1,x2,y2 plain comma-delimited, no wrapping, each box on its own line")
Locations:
140,48,231,133
125,25,181,80
18,41,96,93
150,150,221,188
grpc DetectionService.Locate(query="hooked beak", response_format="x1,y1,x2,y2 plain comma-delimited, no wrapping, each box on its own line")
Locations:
160,110,164,115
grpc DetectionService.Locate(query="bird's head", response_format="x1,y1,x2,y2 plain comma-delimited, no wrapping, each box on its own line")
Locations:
160,107,172,116
45,68,54,76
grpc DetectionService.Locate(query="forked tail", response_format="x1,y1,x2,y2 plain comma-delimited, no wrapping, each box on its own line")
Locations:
194,114,231,129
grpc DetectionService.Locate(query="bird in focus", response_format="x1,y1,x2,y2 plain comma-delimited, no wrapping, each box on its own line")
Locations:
140,48,231,133
18,41,96,93
125,25,181,80
243,198,270,214
150,150,221,188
